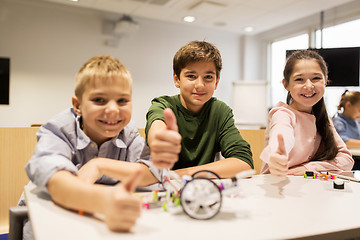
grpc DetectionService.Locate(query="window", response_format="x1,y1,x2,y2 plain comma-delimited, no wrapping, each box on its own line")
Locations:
315,18,360,117
270,34,308,107
316,18,360,48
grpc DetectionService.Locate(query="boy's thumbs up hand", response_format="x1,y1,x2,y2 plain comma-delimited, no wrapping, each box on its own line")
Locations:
164,108,178,132
268,134,288,177
149,108,181,169
104,170,142,232
123,169,143,193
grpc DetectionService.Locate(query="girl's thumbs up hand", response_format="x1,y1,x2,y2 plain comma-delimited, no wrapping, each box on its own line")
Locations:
268,134,288,177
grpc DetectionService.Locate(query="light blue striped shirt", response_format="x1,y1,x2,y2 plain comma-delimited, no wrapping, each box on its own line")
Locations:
25,108,167,193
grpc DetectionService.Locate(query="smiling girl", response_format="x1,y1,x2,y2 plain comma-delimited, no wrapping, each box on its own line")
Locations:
260,50,353,176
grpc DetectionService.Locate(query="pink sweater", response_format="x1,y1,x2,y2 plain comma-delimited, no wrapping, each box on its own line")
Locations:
260,102,354,174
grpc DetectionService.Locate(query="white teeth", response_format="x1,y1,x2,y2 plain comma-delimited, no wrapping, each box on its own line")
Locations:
104,121,119,124
303,92,315,97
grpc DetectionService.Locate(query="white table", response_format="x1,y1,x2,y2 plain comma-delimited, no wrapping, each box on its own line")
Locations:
25,175,360,240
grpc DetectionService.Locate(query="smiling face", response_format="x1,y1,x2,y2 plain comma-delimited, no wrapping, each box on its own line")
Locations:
174,61,219,114
283,59,327,113
72,77,132,146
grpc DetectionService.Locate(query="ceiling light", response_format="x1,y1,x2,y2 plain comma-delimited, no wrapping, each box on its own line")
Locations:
183,16,196,23
70,0,79,2
244,26,254,32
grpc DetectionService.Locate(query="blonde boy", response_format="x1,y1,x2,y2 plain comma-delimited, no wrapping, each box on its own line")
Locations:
24,56,165,233
145,41,253,178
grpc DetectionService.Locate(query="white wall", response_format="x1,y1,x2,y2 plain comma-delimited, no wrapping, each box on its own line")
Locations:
0,0,241,128
232,81,268,127
1,0,359,128
241,35,268,81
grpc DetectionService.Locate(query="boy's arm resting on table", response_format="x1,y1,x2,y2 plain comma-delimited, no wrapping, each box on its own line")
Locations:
47,170,142,232
77,158,160,186
174,157,252,178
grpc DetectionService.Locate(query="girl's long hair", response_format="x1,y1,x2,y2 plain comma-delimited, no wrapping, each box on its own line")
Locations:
284,50,338,161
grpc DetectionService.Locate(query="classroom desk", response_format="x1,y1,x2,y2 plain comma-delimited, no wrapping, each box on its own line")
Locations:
349,148,360,156
25,175,360,240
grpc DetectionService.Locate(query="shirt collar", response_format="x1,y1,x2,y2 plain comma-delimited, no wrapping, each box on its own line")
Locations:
75,116,91,150
112,132,127,148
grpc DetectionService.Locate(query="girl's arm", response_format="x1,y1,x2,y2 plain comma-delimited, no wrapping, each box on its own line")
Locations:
260,108,296,164
260,107,298,176
301,125,354,171
268,109,296,155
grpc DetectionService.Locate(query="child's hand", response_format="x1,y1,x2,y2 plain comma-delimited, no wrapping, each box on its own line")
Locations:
269,134,288,177
287,165,306,176
103,170,142,232
149,108,182,169
77,158,102,184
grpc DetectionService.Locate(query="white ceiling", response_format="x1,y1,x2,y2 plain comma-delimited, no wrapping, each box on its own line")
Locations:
42,0,354,35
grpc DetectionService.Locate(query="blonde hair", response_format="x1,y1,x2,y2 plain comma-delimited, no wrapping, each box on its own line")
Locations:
337,90,360,111
75,55,132,99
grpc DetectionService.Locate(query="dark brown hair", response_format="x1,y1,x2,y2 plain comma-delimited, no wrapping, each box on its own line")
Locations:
173,41,222,79
283,50,338,161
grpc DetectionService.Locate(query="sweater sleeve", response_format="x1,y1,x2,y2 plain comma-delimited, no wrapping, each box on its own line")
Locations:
301,123,354,171
260,107,296,164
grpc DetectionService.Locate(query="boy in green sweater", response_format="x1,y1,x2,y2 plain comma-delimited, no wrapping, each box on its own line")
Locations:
145,41,253,178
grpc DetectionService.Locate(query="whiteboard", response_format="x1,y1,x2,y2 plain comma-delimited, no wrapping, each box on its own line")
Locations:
232,81,268,126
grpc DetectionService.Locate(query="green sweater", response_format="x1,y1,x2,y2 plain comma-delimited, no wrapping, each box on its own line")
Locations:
145,95,253,170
